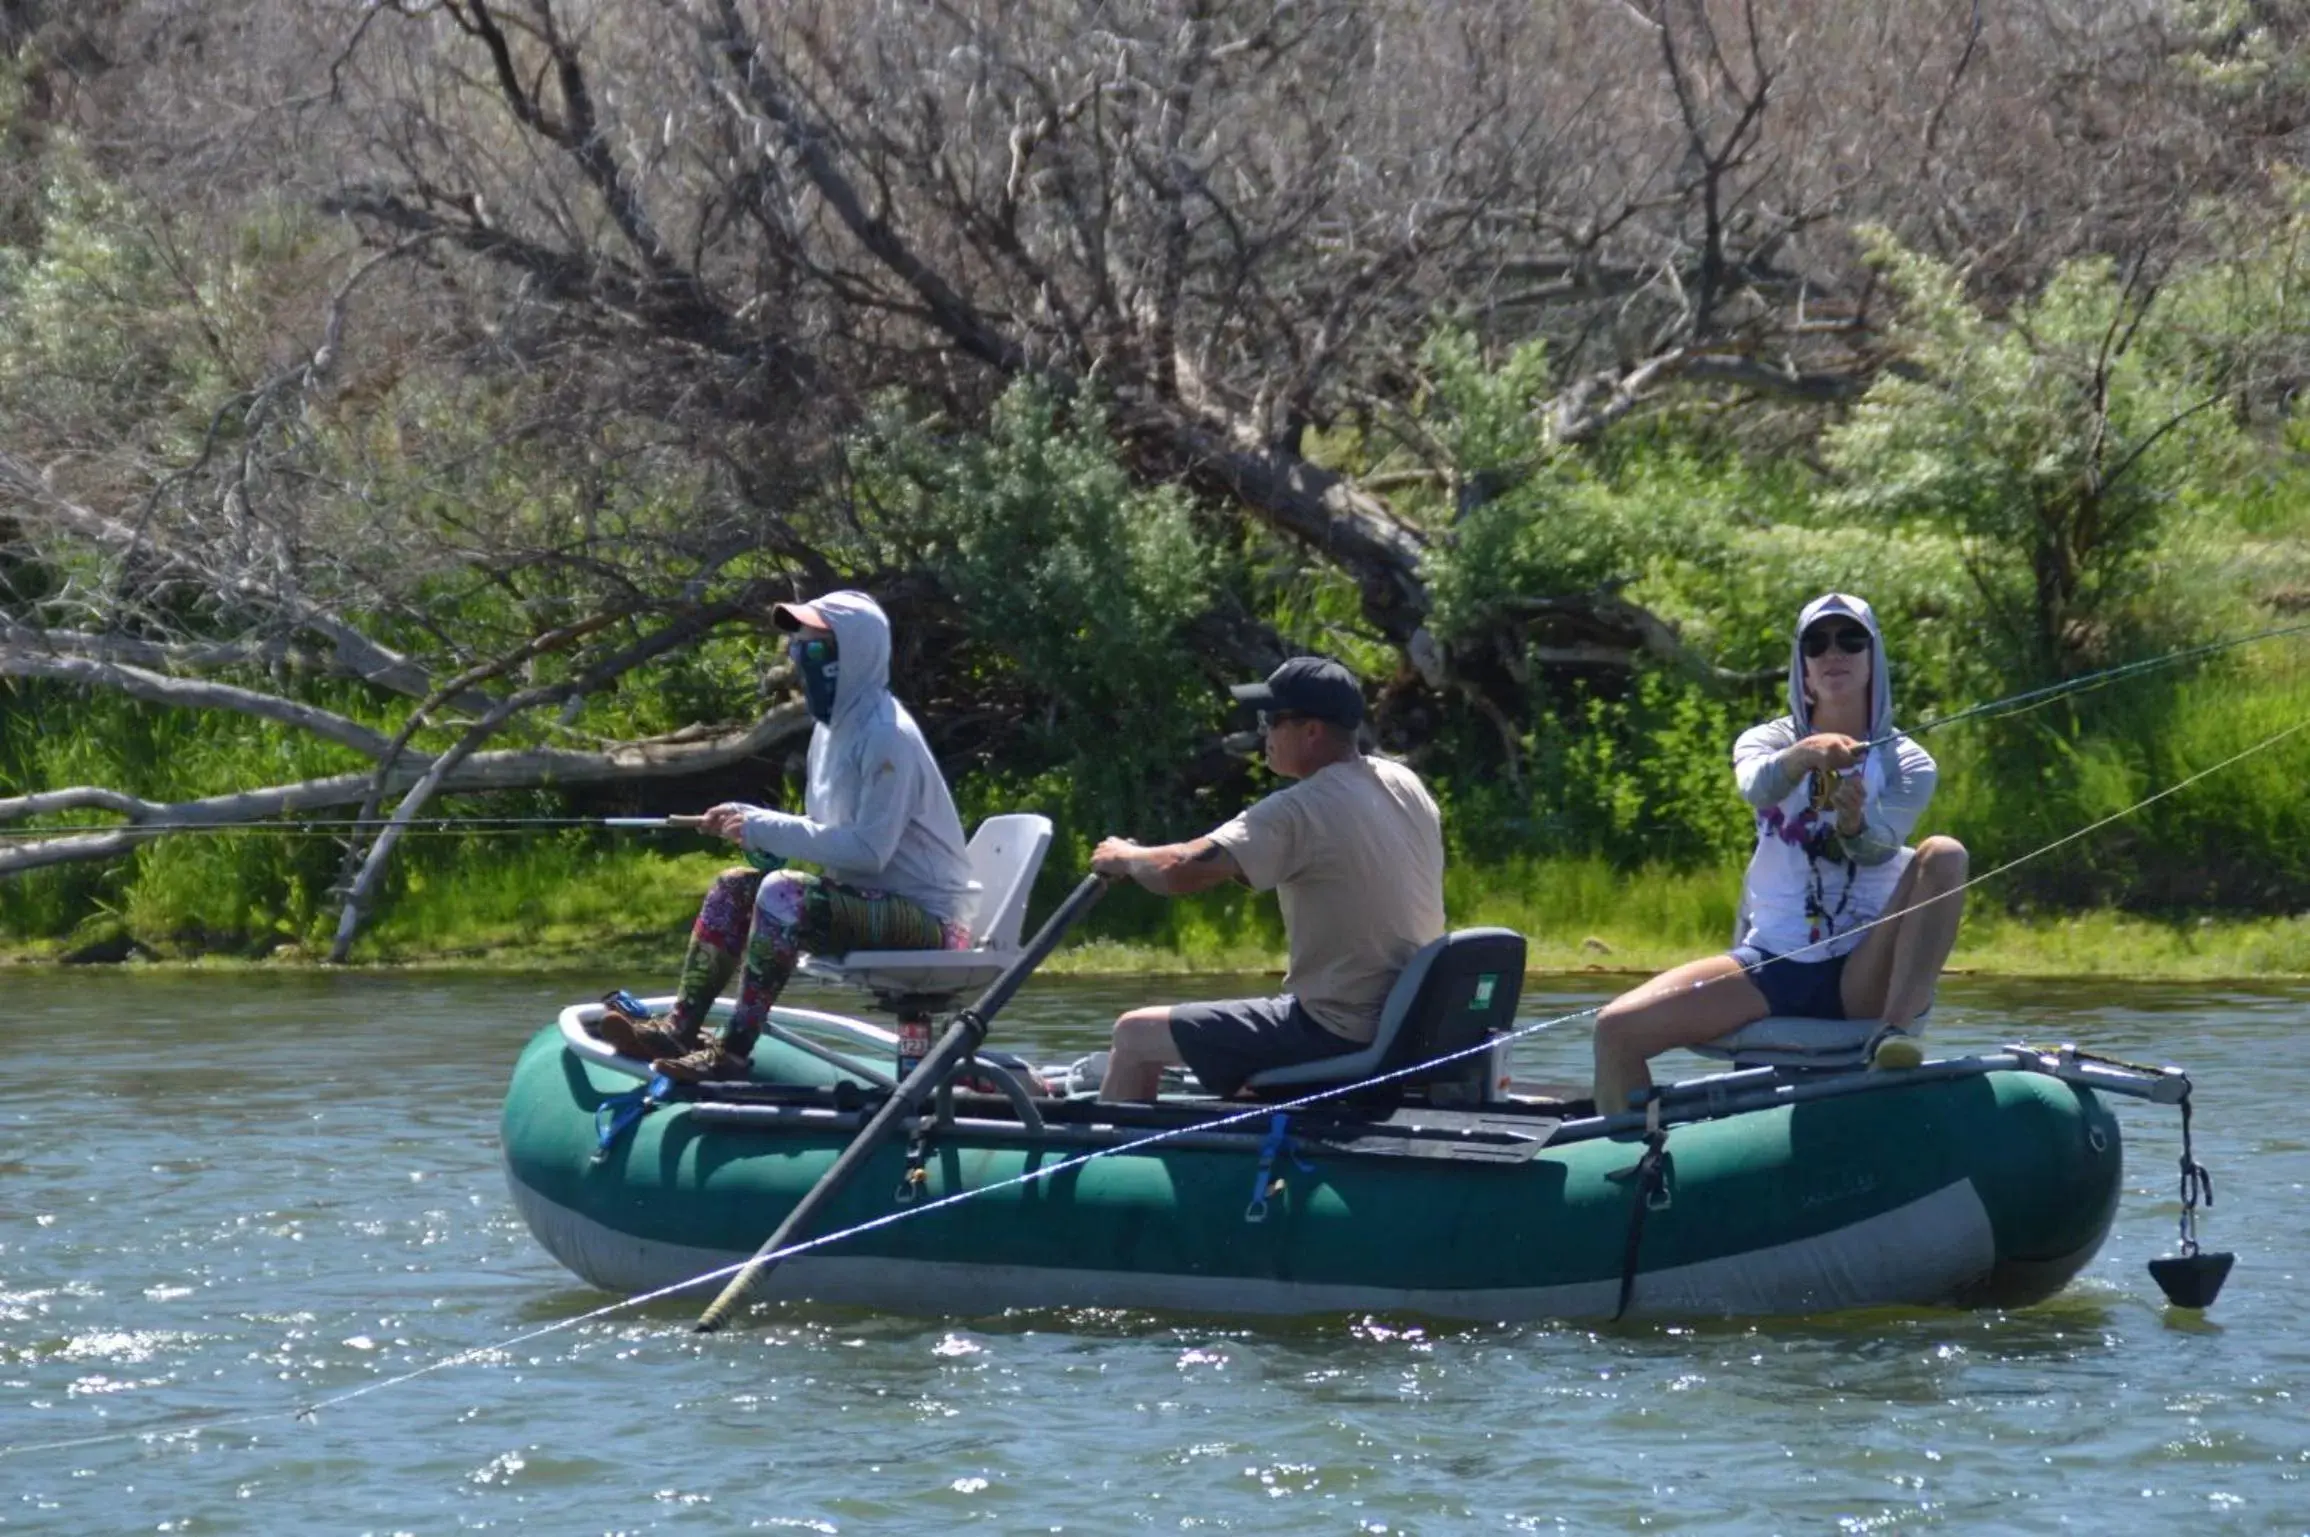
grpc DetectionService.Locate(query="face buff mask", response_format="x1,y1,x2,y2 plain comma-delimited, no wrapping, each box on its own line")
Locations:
788,633,840,723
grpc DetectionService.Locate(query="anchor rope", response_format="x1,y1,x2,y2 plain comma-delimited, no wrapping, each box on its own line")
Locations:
5,706,2302,1465
4,617,2306,847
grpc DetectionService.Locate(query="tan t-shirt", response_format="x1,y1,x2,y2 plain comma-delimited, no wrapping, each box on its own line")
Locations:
1208,754,1447,1042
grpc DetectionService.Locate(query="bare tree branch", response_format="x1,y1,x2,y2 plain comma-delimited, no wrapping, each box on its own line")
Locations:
0,649,399,759
0,705,812,881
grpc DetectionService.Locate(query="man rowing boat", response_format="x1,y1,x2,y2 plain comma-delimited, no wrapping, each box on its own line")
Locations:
1090,656,1447,1102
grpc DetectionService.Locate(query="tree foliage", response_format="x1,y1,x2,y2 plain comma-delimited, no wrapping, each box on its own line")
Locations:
859,384,1219,829
4,0,2310,948
1824,230,2249,678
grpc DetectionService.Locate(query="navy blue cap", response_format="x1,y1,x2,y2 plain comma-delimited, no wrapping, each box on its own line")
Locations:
1229,656,1364,729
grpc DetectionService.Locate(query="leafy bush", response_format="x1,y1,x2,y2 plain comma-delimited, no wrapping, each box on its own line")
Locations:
1927,644,2310,912
858,384,1220,833
1419,332,1697,638
1823,230,2247,680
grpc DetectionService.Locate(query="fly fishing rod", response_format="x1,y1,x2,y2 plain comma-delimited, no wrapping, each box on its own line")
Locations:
6,618,2308,845
0,813,715,842
1888,616,2310,744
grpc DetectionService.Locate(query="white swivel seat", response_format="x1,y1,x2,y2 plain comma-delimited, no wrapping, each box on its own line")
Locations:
798,813,1055,1016
1688,900,1928,1072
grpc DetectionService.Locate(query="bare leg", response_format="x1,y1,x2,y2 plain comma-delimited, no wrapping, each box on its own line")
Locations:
1840,836,1970,1030
1592,954,1772,1114
1101,1006,1182,1103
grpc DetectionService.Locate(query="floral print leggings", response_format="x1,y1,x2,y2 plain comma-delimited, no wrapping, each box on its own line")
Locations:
671,869,970,1058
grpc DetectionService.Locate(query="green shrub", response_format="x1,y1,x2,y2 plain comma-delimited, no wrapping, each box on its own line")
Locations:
1823,230,2246,681
859,383,1221,834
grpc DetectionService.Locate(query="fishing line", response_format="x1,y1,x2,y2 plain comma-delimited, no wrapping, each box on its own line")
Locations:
1879,615,2310,748
9,705,2304,1465
0,815,700,844
5,619,2307,847
9,634,2310,1462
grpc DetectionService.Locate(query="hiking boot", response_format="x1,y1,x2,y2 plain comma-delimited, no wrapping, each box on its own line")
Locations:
651,1043,753,1083
1868,1027,1925,1071
589,1009,691,1061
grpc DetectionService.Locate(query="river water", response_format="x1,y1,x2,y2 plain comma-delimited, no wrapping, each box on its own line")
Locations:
2,968,2304,1533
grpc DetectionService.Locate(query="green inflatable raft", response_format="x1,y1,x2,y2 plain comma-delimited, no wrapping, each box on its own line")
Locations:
501,999,2182,1321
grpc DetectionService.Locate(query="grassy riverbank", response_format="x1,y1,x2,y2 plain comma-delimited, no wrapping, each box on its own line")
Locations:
7,843,2309,982
1056,878,2310,981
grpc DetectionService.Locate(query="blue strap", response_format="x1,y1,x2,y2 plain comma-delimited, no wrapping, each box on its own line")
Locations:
1244,1112,1315,1223
592,1073,676,1163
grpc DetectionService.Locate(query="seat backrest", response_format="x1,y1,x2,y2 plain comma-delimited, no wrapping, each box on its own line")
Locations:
1374,927,1527,1102
965,814,1054,950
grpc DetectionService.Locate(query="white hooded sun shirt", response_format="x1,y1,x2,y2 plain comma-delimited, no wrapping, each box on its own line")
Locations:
734,590,978,928
1731,593,1937,961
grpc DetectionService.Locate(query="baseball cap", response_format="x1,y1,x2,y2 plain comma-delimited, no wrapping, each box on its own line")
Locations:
772,600,830,632
1229,656,1365,729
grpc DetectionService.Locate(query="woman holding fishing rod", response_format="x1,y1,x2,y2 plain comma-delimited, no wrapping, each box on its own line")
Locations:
1591,593,1971,1114
592,591,978,1083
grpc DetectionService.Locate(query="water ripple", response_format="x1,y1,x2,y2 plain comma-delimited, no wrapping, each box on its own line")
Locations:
2,970,2303,1532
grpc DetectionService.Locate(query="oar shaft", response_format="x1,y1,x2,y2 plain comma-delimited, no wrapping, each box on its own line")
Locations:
957,871,1109,1026
692,873,1106,1333
689,1018,971,1333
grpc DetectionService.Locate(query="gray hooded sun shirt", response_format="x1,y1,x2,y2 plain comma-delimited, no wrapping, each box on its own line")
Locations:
1730,592,1937,960
734,591,978,929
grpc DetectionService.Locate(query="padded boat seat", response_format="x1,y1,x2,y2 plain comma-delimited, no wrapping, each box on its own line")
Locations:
1689,1013,1928,1072
1244,927,1527,1105
799,813,1053,1014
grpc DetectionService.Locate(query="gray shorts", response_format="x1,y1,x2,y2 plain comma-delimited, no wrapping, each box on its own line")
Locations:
1167,994,1363,1098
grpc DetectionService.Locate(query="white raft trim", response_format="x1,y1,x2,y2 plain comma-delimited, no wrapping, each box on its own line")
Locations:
558,999,895,1082
504,1161,2003,1322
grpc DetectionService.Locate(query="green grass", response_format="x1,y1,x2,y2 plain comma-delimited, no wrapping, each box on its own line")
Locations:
1945,905,2310,979
12,841,2310,982
356,843,724,967
1444,854,1740,972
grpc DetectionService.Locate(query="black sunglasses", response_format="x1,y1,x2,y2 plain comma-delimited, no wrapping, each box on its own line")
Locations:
1801,626,1872,658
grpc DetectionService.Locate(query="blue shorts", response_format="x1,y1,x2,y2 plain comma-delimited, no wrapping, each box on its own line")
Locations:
1167,995,1362,1098
1730,945,1851,1020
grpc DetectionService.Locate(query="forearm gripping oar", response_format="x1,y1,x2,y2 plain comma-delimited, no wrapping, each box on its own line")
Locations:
692,872,1108,1334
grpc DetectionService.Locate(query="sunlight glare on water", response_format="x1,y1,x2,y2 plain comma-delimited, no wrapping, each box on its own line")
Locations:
2,968,2305,1532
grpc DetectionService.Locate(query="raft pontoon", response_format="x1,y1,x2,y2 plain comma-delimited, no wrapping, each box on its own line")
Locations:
502,818,2208,1320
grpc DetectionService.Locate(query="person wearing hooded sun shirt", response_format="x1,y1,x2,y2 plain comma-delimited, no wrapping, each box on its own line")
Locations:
1589,593,1971,1114
591,590,977,1083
